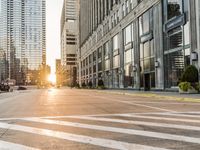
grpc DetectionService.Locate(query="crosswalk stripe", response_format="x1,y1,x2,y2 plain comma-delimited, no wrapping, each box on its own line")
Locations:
122,101,200,105
22,118,200,144
0,140,39,150
1,111,200,121
145,113,200,119
63,116,200,131
0,122,170,150
117,114,200,123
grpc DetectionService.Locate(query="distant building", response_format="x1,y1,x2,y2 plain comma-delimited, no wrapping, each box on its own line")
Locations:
78,0,200,91
60,0,79,86
56,59,62,86
0,0,46,85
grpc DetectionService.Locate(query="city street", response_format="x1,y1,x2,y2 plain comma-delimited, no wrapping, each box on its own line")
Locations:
0,89,200,149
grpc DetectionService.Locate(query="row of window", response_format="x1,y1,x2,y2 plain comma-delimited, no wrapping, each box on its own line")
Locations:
80,0,192,89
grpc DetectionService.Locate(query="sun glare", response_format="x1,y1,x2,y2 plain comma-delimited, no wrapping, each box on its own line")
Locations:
48,74,56,84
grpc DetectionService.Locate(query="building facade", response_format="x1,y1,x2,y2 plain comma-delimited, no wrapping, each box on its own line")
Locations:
60,0,79,86
78,0,200,91
0,0,46,85
55,59,62,86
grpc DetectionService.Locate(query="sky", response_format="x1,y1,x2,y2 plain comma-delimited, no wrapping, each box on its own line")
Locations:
46,0,64,74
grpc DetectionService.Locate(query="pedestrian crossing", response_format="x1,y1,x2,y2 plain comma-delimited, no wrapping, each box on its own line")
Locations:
0,112,200,150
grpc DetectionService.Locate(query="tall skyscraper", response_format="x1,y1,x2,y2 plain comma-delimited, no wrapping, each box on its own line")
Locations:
0,0,46,85
60,0,79,86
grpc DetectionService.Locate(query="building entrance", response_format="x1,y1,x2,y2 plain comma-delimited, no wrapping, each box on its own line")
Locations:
144,73,150,91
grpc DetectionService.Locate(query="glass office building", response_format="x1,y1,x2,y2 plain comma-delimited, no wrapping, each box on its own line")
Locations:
78,0,200,91
0,0,46,84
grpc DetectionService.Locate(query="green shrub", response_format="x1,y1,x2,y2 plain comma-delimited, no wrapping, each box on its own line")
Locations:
81,82,86,88
88,81,93,89
194,83,200,91
97,85,106,90
178,82,191,92
98,79,104,87
181,65,199,83
75,83,80,89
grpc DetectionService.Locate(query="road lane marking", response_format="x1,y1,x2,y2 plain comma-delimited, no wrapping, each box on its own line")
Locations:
1,111,200,121
145,113,200,119
59,116,200,131
0,122,170,150
117,114,200,124
121,101,200,105
0,140,40,150
22,117,200,143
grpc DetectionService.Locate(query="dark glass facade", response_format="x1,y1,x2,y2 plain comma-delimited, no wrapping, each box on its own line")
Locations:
124,24,134,88
0,0,46,84
163,0,191,88
78,0,199,91
139,9,155,90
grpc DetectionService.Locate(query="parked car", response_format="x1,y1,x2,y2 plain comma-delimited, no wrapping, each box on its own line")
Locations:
17,86,27,91
0,83,10,92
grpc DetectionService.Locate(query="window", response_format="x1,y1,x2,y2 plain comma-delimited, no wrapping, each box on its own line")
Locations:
93,51,96,62
67,54,76,57
113,34,119,50
167,0,182,20
143,41,150,58
66,42,76,45
105,60,110,70
125,50,132,64
67,58,76,61
113,55,120,68
122,4,125,17
98,47,102,59
166,27,183,50
164,50,184,87
139,10,151,36
67,19,75,22
126,0,130,14
104,42,109,56
124,25,132,45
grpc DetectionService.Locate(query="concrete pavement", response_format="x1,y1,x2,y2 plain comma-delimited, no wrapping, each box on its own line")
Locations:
0,88,200,149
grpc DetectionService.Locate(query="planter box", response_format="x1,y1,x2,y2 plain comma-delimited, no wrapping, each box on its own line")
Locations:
179,88,199,94
188,88,199,94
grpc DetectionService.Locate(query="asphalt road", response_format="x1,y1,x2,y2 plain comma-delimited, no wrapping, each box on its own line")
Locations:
0,88,200,150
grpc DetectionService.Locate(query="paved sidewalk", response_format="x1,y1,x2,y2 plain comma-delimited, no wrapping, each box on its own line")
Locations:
92,89,200,102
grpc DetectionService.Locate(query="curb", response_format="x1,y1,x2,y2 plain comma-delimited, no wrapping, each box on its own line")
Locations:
90,90,200,103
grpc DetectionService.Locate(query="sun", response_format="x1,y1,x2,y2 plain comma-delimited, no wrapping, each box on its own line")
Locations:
48,74,56,84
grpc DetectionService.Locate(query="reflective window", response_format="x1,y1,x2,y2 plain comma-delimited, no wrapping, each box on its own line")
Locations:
124,25,132,45
105,60,110,70
124,64,133,87
113,55,120,68
164,50,184,87
113,34,119,50
104,42,109,56
98,47,102,59
139,11,150,36
0,0,45,84
166,27,183,50
125,50,132,64
167,0,182,20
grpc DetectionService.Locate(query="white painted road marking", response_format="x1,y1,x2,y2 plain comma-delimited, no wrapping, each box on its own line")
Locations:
61,115,200,131
1,111,200,121
22,117,200,144
117,114,200,123
0,140,40,150
145,112,200,119
0,122,170,150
